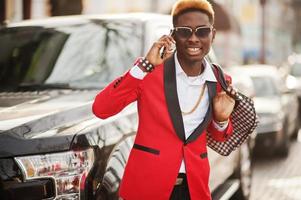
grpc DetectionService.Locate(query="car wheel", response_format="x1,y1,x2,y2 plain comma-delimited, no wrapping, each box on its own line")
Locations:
291,127,299,140
232,142,252,200
291,115,300,140
276,122,290,158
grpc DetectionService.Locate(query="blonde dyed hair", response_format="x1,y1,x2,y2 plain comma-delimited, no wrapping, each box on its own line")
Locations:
171,0,214,23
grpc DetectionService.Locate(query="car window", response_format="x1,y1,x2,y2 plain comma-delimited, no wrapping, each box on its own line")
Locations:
251,76,279,97
46,20,142,88
0,20,143,91
290,63,301,77
0,27,69,90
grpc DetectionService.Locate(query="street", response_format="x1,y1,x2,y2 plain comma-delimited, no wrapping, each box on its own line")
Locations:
251,131,301,200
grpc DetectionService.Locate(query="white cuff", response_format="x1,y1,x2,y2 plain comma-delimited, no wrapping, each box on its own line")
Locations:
212,120,229,131
129,65,147,80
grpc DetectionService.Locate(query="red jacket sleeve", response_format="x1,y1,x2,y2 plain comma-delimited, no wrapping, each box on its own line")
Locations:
92,70,142,119
207,118,233,142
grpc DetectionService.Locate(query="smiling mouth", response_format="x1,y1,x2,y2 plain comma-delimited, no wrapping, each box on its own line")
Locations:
187,47,202,54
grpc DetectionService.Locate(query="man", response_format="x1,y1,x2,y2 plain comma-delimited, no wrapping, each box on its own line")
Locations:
92,0,236,199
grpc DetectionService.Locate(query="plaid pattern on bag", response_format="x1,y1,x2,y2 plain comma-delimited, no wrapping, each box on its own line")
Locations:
207,64,259,156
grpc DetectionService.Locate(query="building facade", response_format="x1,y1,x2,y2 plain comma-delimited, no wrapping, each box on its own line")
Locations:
216,0,295,65
1,0,297,66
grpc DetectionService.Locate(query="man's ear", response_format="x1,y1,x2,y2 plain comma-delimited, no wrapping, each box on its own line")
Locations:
170,29,175,39
211,28,216,42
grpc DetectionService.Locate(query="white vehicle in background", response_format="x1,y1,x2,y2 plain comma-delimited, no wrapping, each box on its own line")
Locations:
228,65,299,157
281,54,301,132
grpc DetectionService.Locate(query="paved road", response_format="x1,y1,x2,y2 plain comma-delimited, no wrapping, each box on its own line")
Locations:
251,131,301,200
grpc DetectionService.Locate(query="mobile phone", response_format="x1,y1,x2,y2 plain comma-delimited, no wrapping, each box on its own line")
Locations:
160,29,175,59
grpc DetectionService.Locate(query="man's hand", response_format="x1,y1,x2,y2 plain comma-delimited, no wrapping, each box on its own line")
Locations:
213,86,236,122
144,35,176,67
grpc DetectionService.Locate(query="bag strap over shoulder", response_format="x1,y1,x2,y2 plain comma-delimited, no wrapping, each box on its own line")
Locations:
211,63,242,101
211,63,229,92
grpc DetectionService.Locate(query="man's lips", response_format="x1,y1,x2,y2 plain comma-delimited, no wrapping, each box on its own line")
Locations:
186,47,202,55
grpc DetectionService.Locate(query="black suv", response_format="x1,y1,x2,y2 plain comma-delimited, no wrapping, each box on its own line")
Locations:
0,14,252,200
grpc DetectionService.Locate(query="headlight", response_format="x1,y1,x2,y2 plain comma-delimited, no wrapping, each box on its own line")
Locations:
15,148,94,200
286,75,297,90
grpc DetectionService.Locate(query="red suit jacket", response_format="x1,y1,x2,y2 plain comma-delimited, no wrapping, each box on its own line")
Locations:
92,55,233,200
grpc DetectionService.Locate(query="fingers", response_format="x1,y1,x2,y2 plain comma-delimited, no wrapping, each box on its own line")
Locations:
226,94,235,104
215,91,235,103
226,85,237,97
213,91,235,121
159,34,176,44
145,35,176,66
157,35,176,52
162,48,173,60
216,85,237,98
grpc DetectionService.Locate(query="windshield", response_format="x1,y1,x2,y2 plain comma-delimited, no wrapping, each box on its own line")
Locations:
251,76,279,97
0,19,143,91
290,63,301,77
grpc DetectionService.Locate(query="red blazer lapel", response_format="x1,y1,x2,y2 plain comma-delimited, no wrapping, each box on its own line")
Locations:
163,54,186,142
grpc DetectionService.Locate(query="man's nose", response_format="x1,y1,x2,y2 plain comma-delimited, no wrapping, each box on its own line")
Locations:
187,31,199,42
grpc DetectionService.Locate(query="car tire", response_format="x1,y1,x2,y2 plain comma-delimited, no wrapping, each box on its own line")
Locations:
276,122,290,158
291,127,299,140
292,113,300,140
232,142,252,200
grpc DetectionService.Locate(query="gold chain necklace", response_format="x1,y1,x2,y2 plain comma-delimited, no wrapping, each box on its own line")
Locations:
181,83,206,115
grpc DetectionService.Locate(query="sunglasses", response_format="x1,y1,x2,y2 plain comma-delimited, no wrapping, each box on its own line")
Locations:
173,26,213,39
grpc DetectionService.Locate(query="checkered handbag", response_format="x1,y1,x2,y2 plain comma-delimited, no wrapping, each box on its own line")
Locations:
206,64,259,156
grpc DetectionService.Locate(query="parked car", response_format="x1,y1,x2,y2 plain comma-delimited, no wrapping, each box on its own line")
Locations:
229,65,299,157
0,14,253,200
280,53,301,131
